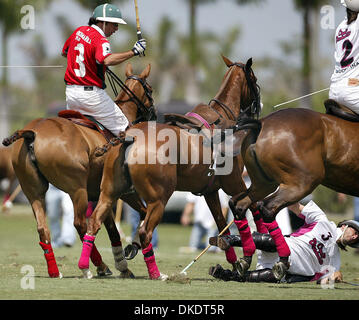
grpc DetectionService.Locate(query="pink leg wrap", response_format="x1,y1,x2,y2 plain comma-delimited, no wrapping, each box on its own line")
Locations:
252,210,268,234
264,221,291,258
234,218,256,257
142,243,160,279
78,234,95,269
223,230,238,263
86,201,94,218
39,242,60,278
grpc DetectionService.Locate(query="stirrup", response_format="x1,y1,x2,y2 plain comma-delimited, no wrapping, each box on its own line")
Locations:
272,260,289,281
96,264,113,277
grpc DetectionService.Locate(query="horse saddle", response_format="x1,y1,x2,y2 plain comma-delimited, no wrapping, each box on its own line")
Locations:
324,99,359,122
58,110,115,142
164,112,220,131
164,113,204,130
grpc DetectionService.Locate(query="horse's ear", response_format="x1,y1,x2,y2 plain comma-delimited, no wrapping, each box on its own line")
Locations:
125,62,133,77
245,58,253,70
140,64,151,79
221,54,233,67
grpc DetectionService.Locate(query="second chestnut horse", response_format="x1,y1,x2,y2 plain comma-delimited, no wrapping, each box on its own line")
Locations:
79,56,262,279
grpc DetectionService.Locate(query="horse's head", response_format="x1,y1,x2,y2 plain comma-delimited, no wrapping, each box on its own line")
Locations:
218,55,261,120
115,63,156,124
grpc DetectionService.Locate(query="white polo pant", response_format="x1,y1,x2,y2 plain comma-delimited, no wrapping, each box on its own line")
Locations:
65,85,129,136
329,78,359,115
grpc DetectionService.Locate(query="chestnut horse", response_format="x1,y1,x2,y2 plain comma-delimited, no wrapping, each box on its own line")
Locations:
79,56,262,279
0,146,16,205
2,63,155,279
229,105,359,279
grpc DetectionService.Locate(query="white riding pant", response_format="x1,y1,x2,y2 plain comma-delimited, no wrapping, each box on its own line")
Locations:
65,85,129,136
329,78,359,115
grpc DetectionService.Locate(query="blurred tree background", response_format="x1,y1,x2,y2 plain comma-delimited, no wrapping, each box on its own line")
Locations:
0,0,353,214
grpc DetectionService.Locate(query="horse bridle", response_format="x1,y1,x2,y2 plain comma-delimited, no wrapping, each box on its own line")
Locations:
106,68,157,124
209,61,261,122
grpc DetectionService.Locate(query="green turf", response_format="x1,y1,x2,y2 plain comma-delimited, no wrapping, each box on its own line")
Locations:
0,204,359,301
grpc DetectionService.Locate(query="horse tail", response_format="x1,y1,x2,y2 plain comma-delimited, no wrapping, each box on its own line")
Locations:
99,138,134,197
2,130,35,147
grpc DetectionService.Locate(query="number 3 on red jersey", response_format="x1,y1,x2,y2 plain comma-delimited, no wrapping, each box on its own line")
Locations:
74,43,86,78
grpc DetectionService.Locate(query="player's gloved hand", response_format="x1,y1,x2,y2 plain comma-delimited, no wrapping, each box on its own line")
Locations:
132,39,146,56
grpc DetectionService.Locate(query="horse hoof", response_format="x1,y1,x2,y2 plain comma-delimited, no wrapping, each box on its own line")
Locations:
159,273,169,281
119,269,136,279
124,244,139,260
49,272,63,278
3,200,13,209
97,265,113,277
272,261,289,281
81,268,93,279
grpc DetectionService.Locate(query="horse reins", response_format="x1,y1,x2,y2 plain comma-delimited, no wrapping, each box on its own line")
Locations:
209,62,261,122
208,98,236,121
190,61,262,196
106,68,156,124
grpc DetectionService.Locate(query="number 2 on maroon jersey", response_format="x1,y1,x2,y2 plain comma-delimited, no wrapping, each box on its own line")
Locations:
341,40,354,68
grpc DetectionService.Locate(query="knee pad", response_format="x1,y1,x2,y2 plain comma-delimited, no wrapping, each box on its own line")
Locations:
245,268,277,283
252,231,277,252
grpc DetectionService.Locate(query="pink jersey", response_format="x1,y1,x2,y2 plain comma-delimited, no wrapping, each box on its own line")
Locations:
62,25,112,89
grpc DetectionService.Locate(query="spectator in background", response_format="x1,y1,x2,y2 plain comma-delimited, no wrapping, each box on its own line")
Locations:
124,203,159,249
180,189,229,253
45,184,76,248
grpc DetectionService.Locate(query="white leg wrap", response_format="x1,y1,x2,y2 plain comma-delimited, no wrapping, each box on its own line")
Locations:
112,245,128,272
81,268,93,279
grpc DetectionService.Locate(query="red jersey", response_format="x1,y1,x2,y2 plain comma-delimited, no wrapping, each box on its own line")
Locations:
62,25,112,89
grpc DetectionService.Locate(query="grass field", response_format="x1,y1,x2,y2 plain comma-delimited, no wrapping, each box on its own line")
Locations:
1,203,359,302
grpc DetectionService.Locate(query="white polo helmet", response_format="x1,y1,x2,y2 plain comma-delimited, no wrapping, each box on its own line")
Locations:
92,3,127,24
343,0,359,12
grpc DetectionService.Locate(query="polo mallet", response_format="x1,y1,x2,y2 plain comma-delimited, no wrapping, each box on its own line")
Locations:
134,0,145,57
134,0,142,40
340,280,359,287
180,219,234,275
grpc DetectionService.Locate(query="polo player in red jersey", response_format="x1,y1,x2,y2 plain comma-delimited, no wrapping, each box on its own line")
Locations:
62,3,146,136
